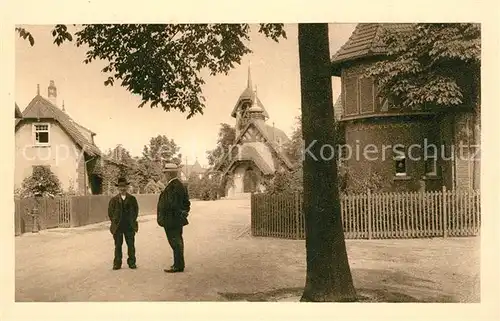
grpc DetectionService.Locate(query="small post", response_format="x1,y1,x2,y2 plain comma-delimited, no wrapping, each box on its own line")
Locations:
69,197,77,227
367,189,372,240
31,206,39,233
442,185,448,238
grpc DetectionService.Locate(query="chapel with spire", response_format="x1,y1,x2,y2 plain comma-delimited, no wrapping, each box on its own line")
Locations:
213,66,294,198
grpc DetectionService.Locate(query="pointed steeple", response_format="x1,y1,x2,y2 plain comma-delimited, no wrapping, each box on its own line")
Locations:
247,63,253,90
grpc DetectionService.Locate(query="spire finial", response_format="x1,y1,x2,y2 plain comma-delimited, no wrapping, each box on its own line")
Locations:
37,84,40,95
247,62,253,90
62,100,66,112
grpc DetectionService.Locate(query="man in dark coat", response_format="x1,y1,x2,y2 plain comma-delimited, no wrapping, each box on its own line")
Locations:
157,163,190,273
108,177,139,270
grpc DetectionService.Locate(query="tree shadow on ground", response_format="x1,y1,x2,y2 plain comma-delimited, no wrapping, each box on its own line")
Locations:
218,268,458,302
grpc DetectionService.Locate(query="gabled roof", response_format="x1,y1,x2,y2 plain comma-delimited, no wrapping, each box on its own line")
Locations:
213,119,293,173
262,123,290,145
222,143,275,177
15,103,23,118
15,95,102,157
331,23,414,73
181,160,207,177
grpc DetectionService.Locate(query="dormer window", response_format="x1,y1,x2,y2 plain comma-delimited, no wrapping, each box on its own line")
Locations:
33,123,50,146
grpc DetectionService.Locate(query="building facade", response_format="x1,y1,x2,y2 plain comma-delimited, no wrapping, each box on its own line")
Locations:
213,68,294,198
332,23,480,192
15,81,117,195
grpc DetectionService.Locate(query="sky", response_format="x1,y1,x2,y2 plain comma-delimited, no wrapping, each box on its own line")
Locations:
15,24,356,167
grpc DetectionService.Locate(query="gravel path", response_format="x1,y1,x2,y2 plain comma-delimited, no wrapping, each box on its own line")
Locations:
15,199,479,302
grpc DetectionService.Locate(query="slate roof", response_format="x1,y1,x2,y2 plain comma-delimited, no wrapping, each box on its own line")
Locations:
331,23,414,74
213,119,293,173
15,94,102,157
222,143,275,176
262,123,290,145
15,103,23,118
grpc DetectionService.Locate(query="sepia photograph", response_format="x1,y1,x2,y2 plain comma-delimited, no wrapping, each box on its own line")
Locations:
11,22,482,304
2,0,499,317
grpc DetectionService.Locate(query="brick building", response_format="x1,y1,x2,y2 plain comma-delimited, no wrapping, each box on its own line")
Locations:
332,23,480,192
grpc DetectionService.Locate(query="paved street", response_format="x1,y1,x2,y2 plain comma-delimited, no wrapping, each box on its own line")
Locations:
15,199,480,302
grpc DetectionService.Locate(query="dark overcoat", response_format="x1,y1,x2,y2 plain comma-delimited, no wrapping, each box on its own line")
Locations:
157,178,191,230
108,193,139,235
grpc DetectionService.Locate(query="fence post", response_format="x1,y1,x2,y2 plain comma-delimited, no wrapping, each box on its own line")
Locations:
69,197,77,227
294,191,300,239
250,193,254,236
442,186,448,238
367,189,372,240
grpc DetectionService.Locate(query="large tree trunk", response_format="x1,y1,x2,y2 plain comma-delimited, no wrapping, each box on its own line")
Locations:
298,23,357,302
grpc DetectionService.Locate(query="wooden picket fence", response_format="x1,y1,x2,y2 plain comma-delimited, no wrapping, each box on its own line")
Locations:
15,197,72,235
251,187,480,239
15,194,160,235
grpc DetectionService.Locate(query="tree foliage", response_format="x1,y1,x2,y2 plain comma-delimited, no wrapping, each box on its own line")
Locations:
19,166,62,198
142,135,182,165
267,114,347,194
206,123,236,166
186,174,221,200
18,24,286,118
102,144,141,193
283,116,304,164
365,23,480,111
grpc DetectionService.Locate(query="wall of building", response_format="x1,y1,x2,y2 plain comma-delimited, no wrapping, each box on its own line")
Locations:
343,116,442,192
15,120,83,193
453,111,480,190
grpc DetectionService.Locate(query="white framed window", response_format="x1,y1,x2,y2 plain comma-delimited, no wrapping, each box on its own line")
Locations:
33,123,50,146
394,155,407,177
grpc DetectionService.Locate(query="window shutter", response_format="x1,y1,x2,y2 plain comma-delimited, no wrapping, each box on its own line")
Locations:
344,77,359,115
359,77,374,113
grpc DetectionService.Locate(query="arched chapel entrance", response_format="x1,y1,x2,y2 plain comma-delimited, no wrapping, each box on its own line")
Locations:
243,167,258,193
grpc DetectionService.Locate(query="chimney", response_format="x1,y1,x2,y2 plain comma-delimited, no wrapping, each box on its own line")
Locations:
48,80,57,105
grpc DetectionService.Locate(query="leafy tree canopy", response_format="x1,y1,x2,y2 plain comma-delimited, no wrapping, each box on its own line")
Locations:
20,166,62,198
206,123,236,166
142,134,182,165
17,24,287,118
365,23,480,111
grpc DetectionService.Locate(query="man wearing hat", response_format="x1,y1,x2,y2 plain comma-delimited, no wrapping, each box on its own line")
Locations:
157,163,191,273
108,177,139,270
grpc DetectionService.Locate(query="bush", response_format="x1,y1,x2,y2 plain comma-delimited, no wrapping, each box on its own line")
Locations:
186,175,221,200
19,166,62,198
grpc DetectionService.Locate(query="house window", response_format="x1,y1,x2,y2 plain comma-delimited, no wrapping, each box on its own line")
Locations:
379,97,389,112
394,155,407,177
425,147,438,176
33,123,50,145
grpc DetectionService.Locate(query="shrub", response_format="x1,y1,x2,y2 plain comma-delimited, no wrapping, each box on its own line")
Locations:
19,166,62,198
